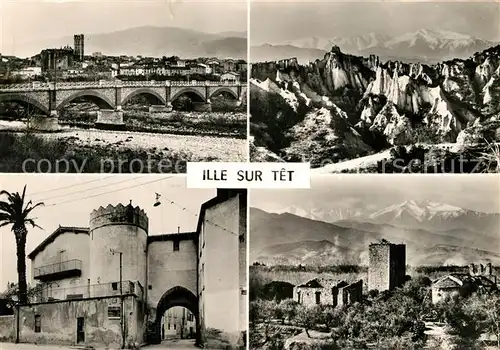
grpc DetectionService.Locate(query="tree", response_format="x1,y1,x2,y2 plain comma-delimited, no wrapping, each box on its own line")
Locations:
0,186,43,304
294,304,321,338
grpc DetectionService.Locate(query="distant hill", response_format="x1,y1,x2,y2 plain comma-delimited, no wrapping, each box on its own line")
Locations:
258,29,498,63
250,207,500,267
12,26,247,59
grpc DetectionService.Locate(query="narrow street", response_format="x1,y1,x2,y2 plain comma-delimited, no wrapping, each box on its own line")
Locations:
147,339,198,349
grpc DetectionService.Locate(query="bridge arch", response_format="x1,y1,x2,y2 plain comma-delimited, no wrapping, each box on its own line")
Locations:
152,286,200,345
121,88,166,106
170,88,206,104
56,90,115,111
0,93,50,116
208,87,239,100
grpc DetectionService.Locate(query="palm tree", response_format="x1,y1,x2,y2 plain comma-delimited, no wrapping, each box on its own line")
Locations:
0,185,43,304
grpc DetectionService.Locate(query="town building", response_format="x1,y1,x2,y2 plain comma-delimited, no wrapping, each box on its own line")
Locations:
40,47,74,74
368,241,406,292
10,67,42,79
10,189,246,349
293,278,363,307
432,263,498,304
221,72,240,83
74,34,84,61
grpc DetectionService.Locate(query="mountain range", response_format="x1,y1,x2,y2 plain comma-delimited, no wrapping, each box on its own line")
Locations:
252,29,498,63
251,200,500,267
250,42,500,171
13,26,247,59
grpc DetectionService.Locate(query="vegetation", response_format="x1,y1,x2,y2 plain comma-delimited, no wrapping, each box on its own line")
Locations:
0,132,208,173
250,265,500,349
0,186,43,304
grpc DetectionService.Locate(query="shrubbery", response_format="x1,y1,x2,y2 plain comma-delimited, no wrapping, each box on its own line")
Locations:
250,269,500,349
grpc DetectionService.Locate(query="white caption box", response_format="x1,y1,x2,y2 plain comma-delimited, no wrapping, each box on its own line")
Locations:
186,162,310,189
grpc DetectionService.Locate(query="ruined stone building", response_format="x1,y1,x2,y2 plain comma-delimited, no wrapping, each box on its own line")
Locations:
431,263,498,304
12,189,247,349
368,242,406,292
293,278,363,307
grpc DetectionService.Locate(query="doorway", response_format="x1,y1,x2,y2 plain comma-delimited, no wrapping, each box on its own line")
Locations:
76,317,85,343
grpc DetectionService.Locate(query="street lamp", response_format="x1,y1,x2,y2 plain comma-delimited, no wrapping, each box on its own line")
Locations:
110,249,124,349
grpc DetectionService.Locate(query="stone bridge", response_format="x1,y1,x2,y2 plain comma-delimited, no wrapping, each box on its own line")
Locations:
0,80,246,129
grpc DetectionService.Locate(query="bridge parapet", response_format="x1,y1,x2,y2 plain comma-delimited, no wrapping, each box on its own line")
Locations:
0,80,243,93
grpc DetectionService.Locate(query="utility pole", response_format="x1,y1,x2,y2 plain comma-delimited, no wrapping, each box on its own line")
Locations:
111,249,124,349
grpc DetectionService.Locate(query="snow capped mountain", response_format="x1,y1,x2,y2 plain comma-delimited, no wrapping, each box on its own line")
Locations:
379,29,495,61
330,33,392,53
274,200,499,236
385,29,489,50
368,199,465,222
265,29,497,63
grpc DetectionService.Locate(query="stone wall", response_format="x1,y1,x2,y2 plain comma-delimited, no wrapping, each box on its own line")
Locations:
17,295,142,348
368,244,391,292
30,230,90,299
368,243,406,292
338,280,363,307
0,315,15,342
201,195,241,335
294,286,336,307
89,204,148,288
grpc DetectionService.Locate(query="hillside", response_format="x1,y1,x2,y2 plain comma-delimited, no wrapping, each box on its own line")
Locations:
250,207,500,266
17,26,247,59
250,44,500,172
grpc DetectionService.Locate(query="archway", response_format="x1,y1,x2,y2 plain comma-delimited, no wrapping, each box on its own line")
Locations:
209,88,241,112
56,91,115,123
121,89,166,110
57,90,115,111
152,286,200,346
170,89,206,111
0,94,50,118
209,88,239,101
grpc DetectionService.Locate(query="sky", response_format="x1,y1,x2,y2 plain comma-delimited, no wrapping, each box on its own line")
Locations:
1,0,247,55
251,174,500,214
0,174,215,289
250,1,500,45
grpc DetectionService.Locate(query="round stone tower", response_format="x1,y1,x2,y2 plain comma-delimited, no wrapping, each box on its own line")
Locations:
89,202,148,288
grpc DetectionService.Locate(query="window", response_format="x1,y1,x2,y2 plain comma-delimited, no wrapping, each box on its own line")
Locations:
34,315,41,333
297,291,301,304
129,282,135,293
239,234,245,243
174,324,176,330
241,289,247,295
315,291,321,305
173,240,180,251
168,323,170,330
108,306,121,319
112,282,118,291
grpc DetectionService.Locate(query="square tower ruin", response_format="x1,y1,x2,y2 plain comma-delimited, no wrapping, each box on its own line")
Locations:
368,241,406,292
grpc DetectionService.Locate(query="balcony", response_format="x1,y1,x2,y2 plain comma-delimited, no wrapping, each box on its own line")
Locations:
33,259,82,281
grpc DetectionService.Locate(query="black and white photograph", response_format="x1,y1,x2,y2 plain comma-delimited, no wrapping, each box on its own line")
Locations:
249,1,500,173
0,0,248,173
249,175,500,349
0,175,247,349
